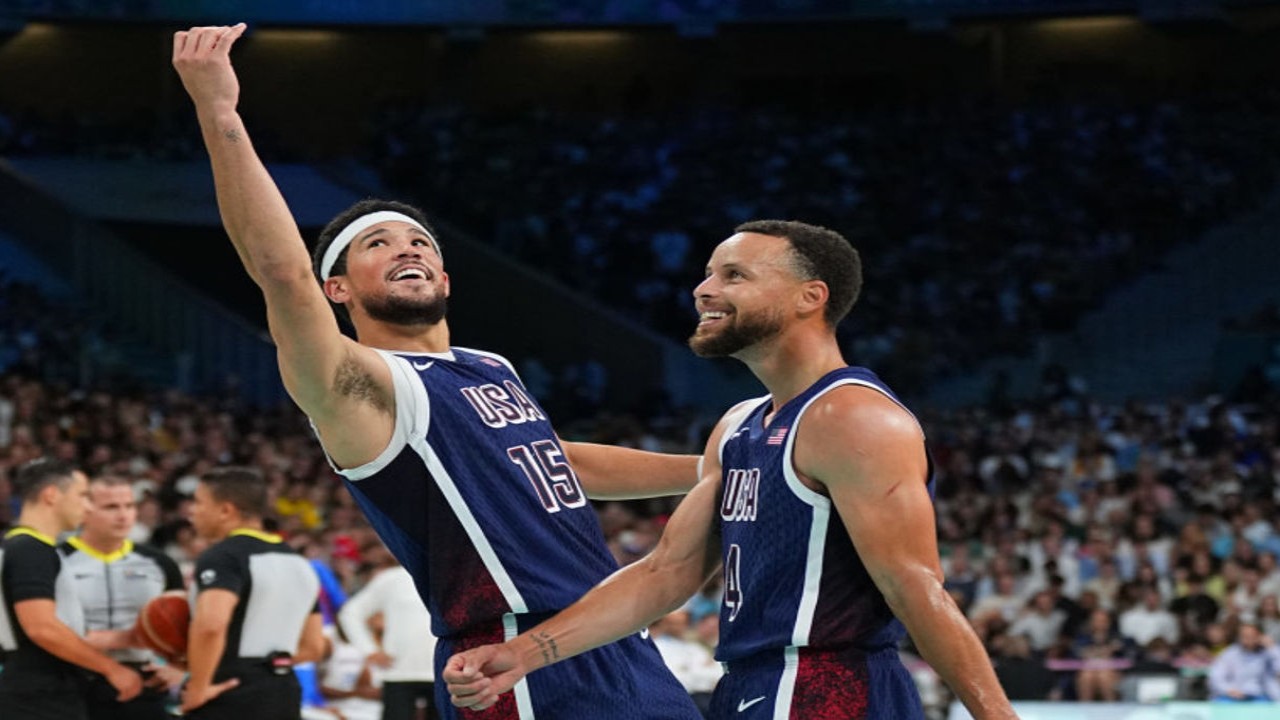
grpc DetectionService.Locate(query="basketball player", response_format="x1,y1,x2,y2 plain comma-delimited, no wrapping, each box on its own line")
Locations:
173,24,701,719
0,459,143,719
60,476,186,720
445,222,1019,719
181,467,325,719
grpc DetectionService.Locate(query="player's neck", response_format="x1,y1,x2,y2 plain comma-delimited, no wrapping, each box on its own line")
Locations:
78,532,128,556
356,317,451,353
743,331,846,411
12,509,63,541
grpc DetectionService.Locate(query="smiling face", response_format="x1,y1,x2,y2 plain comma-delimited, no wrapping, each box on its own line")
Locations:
689,232,807,358
324,220,450,327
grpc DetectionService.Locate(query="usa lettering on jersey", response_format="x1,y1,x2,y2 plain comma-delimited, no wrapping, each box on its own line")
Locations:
460,381,547,428
720,468,760,522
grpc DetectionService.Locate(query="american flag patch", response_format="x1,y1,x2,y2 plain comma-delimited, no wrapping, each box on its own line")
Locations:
766,427,789,445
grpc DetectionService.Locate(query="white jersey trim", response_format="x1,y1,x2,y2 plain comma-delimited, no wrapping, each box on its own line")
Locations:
505,613,536,719
780,377,915,648
716,395,770,466
315,347,528,616
773,645,800,720
413,435,529,615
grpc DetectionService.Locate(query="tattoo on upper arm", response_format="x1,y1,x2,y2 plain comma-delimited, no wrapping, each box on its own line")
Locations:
223,128,242,143
531,631,560,666
333,357,390,413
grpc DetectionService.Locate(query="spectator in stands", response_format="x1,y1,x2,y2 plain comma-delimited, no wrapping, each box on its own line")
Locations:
1008,590,1067,654
1207,622,1280,701
1073,608,1130,702
647,609,721,717
1120,587,1181,648
1256,595,1280,643
337,557,437,720
315,625,384,720
1084,557,1124,610
992,634,1058,701
969,570,1025,624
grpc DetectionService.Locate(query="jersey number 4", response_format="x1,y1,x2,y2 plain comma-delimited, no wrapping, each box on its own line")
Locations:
724,543,744,622
508,440,587,513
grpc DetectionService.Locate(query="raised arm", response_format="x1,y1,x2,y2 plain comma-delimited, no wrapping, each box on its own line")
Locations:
171,24,391,466
560,441,699,500
444,418,733,711
797,387,1018,720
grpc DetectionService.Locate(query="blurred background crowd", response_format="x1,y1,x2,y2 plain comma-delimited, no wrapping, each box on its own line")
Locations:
4,1,1280,718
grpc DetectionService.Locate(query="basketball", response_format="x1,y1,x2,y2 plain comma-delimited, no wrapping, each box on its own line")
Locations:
134,590,190,659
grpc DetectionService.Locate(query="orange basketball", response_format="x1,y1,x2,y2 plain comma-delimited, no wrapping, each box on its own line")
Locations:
134,590,190,659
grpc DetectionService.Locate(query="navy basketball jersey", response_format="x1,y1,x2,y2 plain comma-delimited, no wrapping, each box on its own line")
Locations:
321,348,619,639
715,367,935,666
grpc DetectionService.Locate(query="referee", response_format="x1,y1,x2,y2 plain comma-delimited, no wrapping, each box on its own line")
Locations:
60,475,186,720
0,459,143,719
181,466,325,720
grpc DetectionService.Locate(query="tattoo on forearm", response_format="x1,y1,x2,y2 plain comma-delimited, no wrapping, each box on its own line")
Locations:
223,128,242,143
531,631,560,666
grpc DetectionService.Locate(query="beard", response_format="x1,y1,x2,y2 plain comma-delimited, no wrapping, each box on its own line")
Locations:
363,292,448,326
688,308,784,358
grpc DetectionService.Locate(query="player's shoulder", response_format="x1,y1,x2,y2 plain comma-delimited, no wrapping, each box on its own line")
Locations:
798,376,921,448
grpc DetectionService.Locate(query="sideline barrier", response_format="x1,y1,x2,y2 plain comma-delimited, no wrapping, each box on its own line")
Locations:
949,701,1280,720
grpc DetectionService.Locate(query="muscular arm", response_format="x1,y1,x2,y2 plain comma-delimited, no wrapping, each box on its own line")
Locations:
15,600,136,682
445,421,732,710
560,441,698,500
510,477,719,668
798,388,1017,720
172,24,392,467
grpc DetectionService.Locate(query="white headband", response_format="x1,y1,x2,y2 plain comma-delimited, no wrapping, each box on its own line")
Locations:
320,210,439,280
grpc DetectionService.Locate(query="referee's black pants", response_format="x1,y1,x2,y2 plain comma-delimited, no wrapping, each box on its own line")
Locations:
382,680,439,720
0,670,87,720
183,661,301,720
83,663,173,720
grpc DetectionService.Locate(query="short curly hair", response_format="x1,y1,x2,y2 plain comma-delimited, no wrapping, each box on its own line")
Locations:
734,219,862,326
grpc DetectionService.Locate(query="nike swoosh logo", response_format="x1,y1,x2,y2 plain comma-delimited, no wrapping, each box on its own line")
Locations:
412,360,434,371
738,696,766,712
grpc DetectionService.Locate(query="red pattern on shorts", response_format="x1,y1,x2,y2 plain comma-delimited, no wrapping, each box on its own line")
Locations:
791,652,870,719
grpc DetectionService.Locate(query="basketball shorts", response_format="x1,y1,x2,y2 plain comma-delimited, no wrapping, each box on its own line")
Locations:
710,645,924,720
435,613,702,720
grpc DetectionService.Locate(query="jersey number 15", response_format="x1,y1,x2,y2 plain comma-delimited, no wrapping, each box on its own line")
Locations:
507,440,587,513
